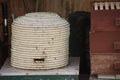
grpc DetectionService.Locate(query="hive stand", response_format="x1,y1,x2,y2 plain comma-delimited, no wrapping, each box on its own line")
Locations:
0,57,79,80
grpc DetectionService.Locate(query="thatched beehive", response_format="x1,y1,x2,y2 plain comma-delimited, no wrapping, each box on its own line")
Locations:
11,12,70,69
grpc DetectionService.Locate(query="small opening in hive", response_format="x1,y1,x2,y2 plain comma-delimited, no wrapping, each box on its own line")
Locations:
51,38,54,40
54,57,57,60
43,51,45,54
44,48,46,50
34,58,45,63
35,47,38,49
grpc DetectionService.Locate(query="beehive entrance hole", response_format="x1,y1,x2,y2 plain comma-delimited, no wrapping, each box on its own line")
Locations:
34,58,45,63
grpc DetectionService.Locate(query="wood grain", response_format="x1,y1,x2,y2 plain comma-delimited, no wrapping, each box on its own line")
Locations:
91,54,120,74
43,0,90,18
92,0,119,2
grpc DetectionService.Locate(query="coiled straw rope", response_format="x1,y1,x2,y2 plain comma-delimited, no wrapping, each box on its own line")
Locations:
11,12,70,69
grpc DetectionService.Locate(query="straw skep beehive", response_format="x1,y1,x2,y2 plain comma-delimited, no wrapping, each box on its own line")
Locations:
11,12,70,69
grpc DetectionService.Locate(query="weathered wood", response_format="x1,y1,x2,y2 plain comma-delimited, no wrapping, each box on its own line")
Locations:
92,0,119,2
5,0,91,19
98,74,116,79
91,54,120,74
91,0,120,74
44,0,90,18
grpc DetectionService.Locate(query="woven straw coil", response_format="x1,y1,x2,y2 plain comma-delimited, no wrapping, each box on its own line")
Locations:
11,12,70,69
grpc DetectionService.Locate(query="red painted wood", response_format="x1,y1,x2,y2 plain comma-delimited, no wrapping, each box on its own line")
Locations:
91,54,120,74
91,10,120,31
114,60,120,70
115,18,120,27
90,32,120,54
90,1,120,74
114,42,120,50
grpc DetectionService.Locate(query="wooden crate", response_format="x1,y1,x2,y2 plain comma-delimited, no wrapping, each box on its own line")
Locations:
90,1,120,74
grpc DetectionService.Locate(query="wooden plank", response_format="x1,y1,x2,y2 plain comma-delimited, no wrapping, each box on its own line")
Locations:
10,0,26,17
99,2,104,10
44,0,90,18
94,2,99,10
0,0,91,27
116,75,120,79
98,74,116,79
9,0,39,17
92,0,119,2
104,2,109,10
110,2,115,10
116,2,120,9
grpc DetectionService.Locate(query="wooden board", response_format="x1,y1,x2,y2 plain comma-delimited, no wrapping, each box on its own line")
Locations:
92,0,119,2
0,57,79,76
44,0,90,18
7,0,91,19
90,75,120,80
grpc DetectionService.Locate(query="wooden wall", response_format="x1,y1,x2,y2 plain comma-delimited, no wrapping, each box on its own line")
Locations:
42,0,90,18
9,0,91,18
0,0,91,44
1,0,119,45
